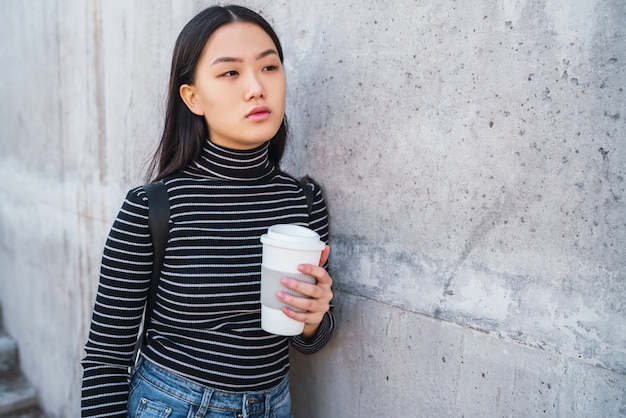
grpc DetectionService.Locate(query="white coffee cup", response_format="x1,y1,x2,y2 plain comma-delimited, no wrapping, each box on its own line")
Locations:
260,224,325,335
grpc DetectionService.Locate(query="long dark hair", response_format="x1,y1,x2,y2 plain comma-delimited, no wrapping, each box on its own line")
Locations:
146,5,287,182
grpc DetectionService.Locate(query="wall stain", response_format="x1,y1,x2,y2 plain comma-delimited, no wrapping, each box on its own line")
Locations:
442,205,502,297
599,147,609,181
92,0,107,182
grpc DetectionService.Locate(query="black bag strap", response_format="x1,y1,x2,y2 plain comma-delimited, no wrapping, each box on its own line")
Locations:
132,179,169,363
296,175,317,219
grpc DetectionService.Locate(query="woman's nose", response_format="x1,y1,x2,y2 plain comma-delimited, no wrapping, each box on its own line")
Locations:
244,73,264,100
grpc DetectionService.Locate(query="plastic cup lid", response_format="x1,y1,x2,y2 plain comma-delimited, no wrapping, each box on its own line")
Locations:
260,224,325,251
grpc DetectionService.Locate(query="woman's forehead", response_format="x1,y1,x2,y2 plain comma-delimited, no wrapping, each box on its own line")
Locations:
201,22,277,62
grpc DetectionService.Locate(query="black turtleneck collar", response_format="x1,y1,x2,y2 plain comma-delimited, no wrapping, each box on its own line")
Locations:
184,140,276,181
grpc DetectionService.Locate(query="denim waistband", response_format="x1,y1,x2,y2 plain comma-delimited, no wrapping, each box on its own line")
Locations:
133,358,289,409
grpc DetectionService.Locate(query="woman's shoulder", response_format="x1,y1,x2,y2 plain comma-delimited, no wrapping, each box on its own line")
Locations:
275,170,322,191
118,185,150,212
275,171,326,217
126,184,149,198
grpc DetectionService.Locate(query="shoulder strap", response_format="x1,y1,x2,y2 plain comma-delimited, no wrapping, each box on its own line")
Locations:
277,170,316,220
297,175,316,218
134,180,170,359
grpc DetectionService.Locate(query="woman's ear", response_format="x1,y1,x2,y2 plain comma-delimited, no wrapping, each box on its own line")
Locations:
179,84,205,116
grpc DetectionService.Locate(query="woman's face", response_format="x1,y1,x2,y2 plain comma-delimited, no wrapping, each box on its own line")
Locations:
180,22,286,150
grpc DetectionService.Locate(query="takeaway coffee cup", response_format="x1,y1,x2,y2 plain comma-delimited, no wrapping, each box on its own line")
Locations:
260,224,325,335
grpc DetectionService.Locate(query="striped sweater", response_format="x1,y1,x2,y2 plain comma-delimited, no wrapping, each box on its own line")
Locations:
81,140,333,417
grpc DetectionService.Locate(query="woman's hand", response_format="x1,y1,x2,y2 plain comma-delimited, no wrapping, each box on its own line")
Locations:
277,245,333,338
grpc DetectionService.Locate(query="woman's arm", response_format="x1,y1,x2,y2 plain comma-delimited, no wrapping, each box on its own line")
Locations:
287,183,336,353
81,188,153,417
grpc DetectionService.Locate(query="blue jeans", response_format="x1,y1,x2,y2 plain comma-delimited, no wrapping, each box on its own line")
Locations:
128,359,293,418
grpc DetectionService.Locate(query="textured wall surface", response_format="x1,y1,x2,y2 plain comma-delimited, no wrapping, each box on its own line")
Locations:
0,0,624,417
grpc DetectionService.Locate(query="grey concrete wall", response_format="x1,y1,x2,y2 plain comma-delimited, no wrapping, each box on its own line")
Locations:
0,0,624,417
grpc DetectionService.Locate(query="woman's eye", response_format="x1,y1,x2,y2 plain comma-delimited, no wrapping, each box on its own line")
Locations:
222,70,238,77
263,65,278,72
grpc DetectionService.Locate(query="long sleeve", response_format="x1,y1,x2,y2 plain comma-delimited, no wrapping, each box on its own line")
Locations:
290,182,335,354
81,188,153,418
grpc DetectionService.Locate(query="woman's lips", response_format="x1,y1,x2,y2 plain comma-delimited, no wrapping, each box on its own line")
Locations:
246,106,271,121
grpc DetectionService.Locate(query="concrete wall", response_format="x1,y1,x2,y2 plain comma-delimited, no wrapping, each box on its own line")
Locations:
0,0,624,417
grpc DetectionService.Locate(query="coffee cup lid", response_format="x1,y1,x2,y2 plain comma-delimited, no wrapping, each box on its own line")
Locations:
260,224,325,251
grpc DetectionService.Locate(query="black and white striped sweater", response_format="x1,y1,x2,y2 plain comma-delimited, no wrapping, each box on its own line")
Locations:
81,140,333,417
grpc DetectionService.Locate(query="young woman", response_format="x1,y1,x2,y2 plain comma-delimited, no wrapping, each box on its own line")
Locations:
81,5,334,417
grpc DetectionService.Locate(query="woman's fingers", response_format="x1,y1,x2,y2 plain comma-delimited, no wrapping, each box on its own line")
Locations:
277,264,333,324
319,245,330,266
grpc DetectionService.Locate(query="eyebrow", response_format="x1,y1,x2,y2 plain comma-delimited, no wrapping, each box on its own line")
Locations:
210,49,278,66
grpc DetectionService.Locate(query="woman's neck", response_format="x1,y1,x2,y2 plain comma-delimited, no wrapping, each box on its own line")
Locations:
186,139,275,181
